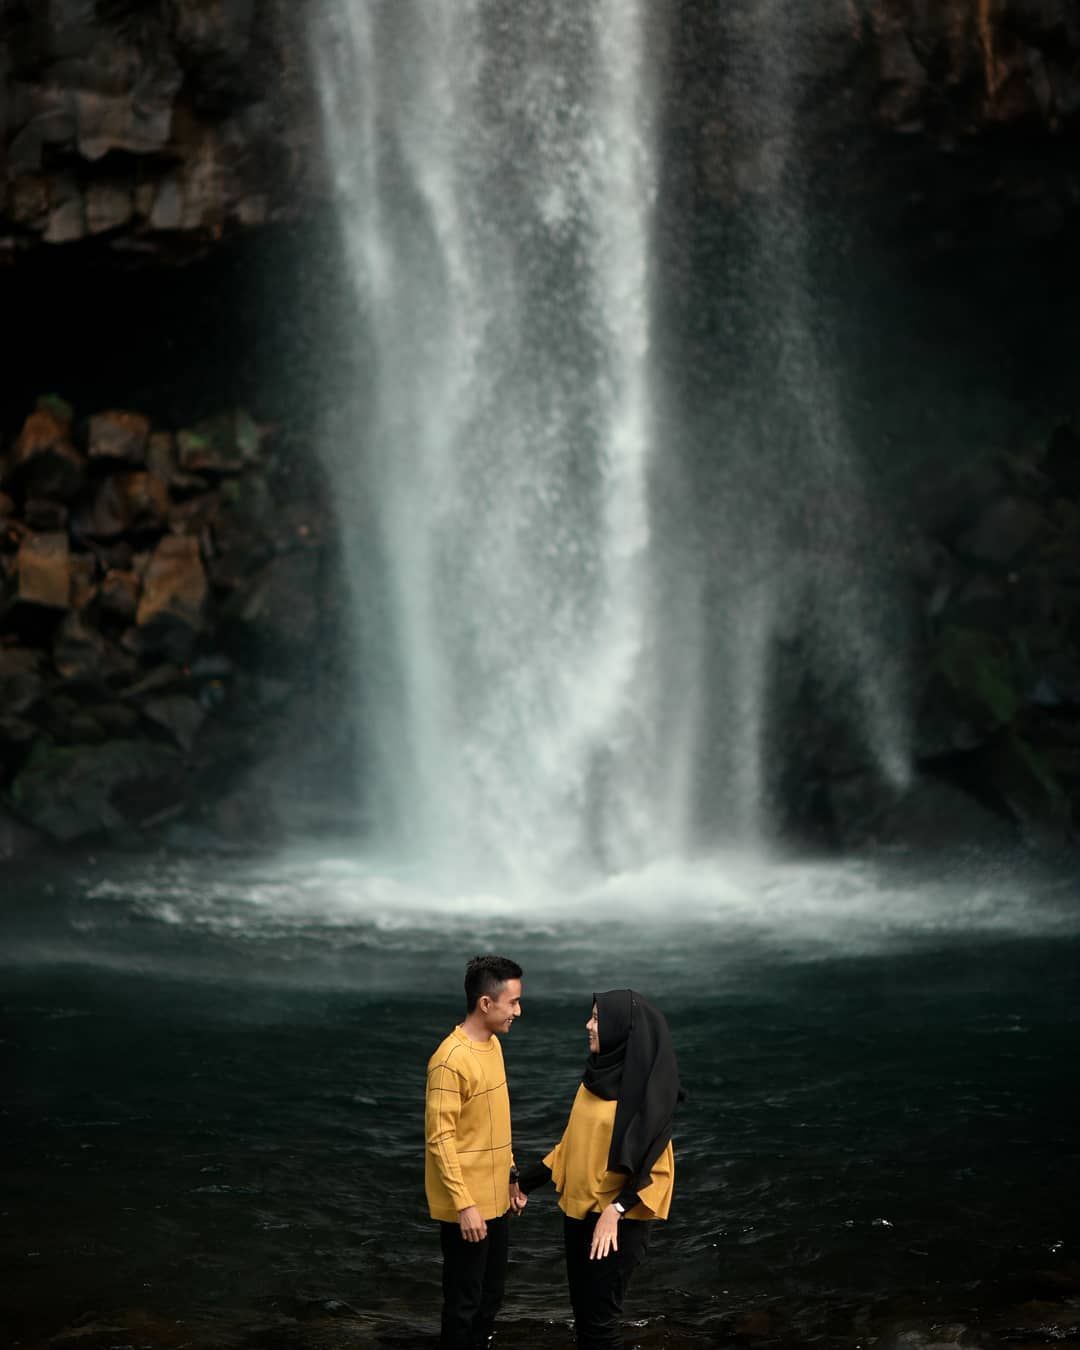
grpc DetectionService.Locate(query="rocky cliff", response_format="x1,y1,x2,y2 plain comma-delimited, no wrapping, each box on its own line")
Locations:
3,0,1080,857
4,2,1079,257
1,0,321,256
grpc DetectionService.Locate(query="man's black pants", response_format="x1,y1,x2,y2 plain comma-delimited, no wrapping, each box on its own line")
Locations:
439,1214,509,1350
563,1213,651,1349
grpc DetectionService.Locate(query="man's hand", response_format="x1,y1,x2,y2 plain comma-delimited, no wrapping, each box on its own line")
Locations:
589,1204,620,1260
509,1182,527,1216
458,1205,488,1243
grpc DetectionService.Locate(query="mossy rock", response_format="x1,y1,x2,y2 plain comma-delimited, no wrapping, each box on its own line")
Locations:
176,410,260,475
983,730,1071,849
935,625,1019,730
35,392,74,425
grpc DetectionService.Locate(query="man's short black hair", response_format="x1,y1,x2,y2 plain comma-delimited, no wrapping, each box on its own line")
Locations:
464,954,523,1012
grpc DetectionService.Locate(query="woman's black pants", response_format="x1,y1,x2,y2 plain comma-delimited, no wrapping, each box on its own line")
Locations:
563,1213,651,1349
438,1215,508,1350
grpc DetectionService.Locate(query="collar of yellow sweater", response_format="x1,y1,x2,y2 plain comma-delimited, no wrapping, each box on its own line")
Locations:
452,1024,498,1051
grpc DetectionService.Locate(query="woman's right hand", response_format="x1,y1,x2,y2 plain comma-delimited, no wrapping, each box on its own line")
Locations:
589,1204,621,1259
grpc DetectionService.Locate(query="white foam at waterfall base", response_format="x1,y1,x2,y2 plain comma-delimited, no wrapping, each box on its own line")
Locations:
68,849,1079,956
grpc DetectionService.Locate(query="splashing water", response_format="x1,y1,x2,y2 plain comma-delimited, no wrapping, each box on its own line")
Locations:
314,0,909,891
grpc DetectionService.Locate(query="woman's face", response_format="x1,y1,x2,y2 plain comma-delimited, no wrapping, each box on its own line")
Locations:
586,1003,599,1054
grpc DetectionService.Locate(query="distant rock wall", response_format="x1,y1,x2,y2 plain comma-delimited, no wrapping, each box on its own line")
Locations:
900,420,1080,849
4,1,1079,259
0,396,351,854
1,0,322,257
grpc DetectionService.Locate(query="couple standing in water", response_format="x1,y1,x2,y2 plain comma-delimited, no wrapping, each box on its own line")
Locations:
424,954,682,1349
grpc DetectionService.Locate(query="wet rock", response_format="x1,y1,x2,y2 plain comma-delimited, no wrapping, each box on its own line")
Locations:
92,702,141,738
120,662,189,701
6,532,71,611
177,409,262,475
0,712,38,749
955,497,1047,569
35,393,75,424
935,625,1019,733
916,458,1008,540
0,649,46,716
23,498,69,531
220,470,275,530
82,470,169,537
225,548,320,661
1044,423,1080,499
43,173,86,243
74,81,178,161
53,610,109,684
0,493,15,519
142,694,205,751
938,575,1018,634
145,430,177,482
6,409,85,501
135,535,207,660
8,738,183,843
169,489,221,536
190,652,234,681
63,710,109,744
87,410,151,465
68,553,99,610
98,569,139,623
866,773,1014,853
980,730,1072,848
84,178,133,234
0,804,43,860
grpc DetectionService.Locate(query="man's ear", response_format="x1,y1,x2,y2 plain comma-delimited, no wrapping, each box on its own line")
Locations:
477,994,491,1013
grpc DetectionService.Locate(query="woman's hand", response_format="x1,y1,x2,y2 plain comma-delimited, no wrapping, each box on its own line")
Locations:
589,1204,621,1260
509,1182,528,1215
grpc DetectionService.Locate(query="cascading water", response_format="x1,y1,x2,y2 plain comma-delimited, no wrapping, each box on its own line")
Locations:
315,0,909,891
687,1,912,843
316,0,699,889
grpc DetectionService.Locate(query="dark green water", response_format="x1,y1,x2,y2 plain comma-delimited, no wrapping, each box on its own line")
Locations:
3,853,1078,1348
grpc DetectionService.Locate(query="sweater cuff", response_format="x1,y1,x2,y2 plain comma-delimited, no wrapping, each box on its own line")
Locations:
517,1160,553,1195
614,1187,640,1213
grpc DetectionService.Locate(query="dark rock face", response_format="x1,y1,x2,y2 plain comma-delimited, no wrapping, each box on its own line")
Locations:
2,0,1078,860
882,422,1080,850
668,0,1080,252
4,0,1078,260
0,395,351,851
1,0,322,258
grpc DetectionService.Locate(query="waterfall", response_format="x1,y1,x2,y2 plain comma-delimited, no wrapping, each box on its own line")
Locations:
315,1,698,889
314,0,909,890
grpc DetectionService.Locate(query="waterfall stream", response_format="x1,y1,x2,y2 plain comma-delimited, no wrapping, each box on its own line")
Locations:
315,0,908,891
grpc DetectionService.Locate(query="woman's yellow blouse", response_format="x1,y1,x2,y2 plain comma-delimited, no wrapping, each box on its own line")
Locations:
543,1082,674,1220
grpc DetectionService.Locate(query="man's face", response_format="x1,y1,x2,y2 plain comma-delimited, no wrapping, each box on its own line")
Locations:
479,978,523,1035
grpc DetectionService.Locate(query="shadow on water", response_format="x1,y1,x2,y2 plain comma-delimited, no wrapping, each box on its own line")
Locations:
2,853,1079,1347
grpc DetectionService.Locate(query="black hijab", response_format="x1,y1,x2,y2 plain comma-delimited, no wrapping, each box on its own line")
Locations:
581,989,682,1186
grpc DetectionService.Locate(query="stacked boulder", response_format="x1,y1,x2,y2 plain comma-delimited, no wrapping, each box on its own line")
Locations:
909,422,1080,847
0,396,335,849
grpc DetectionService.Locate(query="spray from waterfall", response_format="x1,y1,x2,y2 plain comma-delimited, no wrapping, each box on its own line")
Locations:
313,0,910,888
314,1,701,888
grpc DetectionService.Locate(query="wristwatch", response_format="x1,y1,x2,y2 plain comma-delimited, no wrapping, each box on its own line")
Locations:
612,1201,625,1215
509,1166,520,1184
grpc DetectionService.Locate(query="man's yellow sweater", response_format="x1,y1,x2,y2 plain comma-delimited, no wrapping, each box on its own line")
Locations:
425,1025,514,1222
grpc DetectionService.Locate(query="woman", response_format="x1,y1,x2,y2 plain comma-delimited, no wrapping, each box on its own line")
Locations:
517,989,682,1349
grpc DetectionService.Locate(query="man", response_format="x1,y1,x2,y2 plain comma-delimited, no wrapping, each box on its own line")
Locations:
425,954,524,1350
